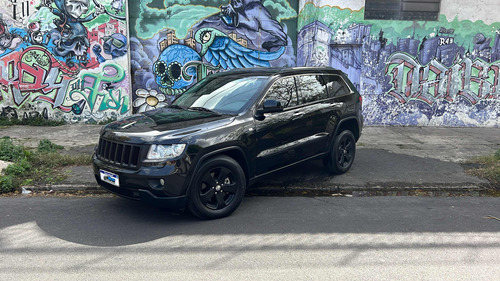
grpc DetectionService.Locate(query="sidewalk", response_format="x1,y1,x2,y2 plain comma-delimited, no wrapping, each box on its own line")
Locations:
1,125,499,194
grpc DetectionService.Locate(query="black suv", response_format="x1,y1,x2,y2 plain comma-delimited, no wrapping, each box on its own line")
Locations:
93,67,363,219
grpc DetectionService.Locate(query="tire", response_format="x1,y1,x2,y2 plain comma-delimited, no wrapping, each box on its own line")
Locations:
188,155,246,219
324,130,356,174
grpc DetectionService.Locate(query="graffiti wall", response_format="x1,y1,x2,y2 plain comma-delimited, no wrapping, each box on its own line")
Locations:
0,0,130,123
2,0,498,127
297,0,500,127
128,0,298,113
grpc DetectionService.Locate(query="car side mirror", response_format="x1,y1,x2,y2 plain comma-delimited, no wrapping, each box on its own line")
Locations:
255,99,283,121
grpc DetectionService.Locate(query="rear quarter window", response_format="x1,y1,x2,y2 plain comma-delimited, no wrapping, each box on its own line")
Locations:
295,75,328,104
323,75,350,98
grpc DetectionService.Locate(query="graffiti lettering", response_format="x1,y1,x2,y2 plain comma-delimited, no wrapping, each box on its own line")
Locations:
386,53,500,105
0,47,74,111
439,37,454,46
69,64,129,115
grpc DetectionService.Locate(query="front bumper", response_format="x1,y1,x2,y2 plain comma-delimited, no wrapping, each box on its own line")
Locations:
92,155,190,211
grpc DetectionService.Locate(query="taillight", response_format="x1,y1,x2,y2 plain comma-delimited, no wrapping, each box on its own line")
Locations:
358,96,363,107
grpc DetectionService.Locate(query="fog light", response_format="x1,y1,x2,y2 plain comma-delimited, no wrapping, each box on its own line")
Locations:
149,179,166,190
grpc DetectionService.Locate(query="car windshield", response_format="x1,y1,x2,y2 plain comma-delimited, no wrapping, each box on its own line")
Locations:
171,75,269,115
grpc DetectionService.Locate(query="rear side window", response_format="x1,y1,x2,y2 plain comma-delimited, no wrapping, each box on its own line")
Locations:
265,77,298,108
323,75,350,98
295,75,328,104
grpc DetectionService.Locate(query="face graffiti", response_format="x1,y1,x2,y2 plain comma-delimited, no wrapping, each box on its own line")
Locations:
153,44,201,96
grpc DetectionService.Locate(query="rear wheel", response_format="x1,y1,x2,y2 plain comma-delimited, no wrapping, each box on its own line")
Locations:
324,130,356,174
188,156,246,219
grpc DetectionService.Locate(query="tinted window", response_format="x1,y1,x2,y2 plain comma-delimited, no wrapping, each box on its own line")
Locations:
265,77,298,108
295,75,327,104
323,75,350,97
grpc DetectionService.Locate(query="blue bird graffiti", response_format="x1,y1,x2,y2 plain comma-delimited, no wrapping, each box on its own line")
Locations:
194,27,285,69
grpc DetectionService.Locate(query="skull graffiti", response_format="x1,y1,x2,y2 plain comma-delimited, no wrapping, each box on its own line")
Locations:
153,44,201,96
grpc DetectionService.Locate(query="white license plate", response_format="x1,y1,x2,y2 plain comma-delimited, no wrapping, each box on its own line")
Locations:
100,170,120,187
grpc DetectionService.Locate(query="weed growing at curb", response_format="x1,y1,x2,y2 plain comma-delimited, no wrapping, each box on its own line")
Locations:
0,116,65,126
0,138,92,194
465,148,500,189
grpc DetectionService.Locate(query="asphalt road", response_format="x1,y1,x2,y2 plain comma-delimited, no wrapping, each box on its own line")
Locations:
1,196,499,280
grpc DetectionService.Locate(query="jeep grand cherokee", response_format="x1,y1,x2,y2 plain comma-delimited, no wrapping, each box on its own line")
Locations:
93,67,363,219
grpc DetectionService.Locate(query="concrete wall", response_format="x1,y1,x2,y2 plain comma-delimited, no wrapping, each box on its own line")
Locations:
2,0,499,127
297,0,500,126
0,0,131,123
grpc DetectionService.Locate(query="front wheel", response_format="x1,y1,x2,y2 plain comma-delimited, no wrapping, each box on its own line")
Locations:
188,156,246,219
324,130,356,174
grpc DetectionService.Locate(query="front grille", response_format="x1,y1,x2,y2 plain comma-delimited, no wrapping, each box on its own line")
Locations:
97,138,141,168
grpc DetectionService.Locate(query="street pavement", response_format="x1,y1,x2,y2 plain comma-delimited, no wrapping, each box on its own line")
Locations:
0,125,499,194
1,196,500,280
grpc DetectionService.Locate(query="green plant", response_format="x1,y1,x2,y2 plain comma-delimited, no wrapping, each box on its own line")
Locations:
0,116,65,126
4,158,31,176
0,137,25,162
466,151,500,189
0,175,14,193
38,139,64,153
0,135,92,193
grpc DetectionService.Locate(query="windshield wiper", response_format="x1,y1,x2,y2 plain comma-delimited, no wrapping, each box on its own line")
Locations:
188,107,220,115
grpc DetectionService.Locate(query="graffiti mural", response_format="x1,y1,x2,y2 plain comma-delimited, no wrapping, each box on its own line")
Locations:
0,0,130,123
129,0,298,113
297,3,500,127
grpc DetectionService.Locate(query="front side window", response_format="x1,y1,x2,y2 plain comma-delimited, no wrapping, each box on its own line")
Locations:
172,75,269,114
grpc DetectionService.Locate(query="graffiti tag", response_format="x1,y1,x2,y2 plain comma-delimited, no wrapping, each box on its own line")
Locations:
0,47,76,111
386,53,500,105
69,64,130,115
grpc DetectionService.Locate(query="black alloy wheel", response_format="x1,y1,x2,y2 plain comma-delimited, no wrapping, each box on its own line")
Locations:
188,155,246,219
324,130,356,174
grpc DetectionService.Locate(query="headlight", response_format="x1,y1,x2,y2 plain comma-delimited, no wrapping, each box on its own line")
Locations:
146,144,186,160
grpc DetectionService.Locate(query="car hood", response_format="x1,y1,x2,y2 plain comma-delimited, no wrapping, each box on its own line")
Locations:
101,107,235,142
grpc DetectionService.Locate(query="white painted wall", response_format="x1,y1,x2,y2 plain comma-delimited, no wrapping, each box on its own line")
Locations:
440,0,500,24
299,0,500,24
299,0,365,11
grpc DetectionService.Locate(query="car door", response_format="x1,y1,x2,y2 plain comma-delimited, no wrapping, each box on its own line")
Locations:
292,74,340,159
253,75,333,175
253,76,303,175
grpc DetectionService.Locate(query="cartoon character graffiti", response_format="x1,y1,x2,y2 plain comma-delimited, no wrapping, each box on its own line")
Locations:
0,18,23,55
152,44,201,96
26,21,48,45
195,27,285,69
41,0,105,66
93,33,128,63
218,0,287,51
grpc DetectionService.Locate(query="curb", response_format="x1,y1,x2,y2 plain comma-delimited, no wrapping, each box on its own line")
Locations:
20,183,497,197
